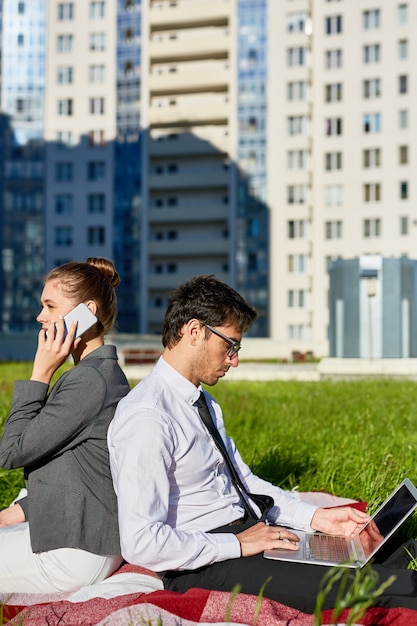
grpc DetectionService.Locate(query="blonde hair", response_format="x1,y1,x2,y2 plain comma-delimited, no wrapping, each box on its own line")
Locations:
45,257,120,335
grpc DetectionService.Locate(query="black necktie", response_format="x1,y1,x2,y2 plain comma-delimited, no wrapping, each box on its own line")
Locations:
195,391,273,522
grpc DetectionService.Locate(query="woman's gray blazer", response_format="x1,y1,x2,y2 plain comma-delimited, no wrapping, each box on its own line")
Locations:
0,345,130,555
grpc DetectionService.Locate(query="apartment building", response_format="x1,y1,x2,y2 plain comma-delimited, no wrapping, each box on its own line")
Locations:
140,0,239,332
0,0,46,331
43,0,141,331
268,1,415,356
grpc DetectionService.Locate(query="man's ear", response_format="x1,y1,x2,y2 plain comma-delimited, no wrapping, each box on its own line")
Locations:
186,319,203,347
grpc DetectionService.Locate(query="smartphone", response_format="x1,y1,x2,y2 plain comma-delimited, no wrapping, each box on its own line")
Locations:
63,303,98,339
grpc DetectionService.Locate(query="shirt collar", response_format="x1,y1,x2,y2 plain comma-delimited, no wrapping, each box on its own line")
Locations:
156,355,202,407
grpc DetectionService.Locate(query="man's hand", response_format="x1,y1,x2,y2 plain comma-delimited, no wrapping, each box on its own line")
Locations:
0,503,25,527
311,506,370,537
237,522,300,557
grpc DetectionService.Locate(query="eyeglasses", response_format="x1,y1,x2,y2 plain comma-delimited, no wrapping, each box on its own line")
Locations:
202,323,241,358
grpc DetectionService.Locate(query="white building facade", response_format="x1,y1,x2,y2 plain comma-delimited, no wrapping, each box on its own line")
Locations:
268,1,414,357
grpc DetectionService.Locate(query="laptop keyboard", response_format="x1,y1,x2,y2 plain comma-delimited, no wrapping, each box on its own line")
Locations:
306,534,350,562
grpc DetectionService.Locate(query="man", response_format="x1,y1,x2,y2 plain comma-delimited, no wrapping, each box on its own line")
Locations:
108,275,417,613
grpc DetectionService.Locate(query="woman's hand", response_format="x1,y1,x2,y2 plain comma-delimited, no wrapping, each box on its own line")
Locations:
0,503,25,527
30,317,81,384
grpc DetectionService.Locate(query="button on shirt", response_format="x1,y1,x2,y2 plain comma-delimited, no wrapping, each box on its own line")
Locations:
108,357,318,572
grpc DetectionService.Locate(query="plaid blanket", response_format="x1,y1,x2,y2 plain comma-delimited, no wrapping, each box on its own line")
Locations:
2,492,417,625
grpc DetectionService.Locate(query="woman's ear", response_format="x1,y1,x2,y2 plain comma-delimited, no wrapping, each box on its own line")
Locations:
85,300,98,316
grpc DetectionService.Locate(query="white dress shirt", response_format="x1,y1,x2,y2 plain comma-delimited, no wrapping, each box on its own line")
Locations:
108,357,318,572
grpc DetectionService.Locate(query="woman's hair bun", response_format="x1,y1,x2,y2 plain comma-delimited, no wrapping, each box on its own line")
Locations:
86,257,120,288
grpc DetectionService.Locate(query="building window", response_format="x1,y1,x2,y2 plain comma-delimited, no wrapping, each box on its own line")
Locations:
364,183,381,202
325,83,342,102
287,150,308,170
287,185,307,205
89,97,105,115
325,117,342,136
87,160,106,180
400,181,409,199
325,151,342,170
87,193,106,213
18,2,25,14
287,81,307,101
363,218,381,238
288,289,306,308
124,60,134,76
325,15,342,34
89,32,106,51
363,78,381,98
288,220,306,239
399,110,409,129
363,44,381,64
286,12,307,33
288,325,310,341
55,194,73,214
363,9,381,29
57,34,73,52
57,98,73,116
400,216,409,235
288,254,307,274
398,39,408,59
399,75,408,94
17,34,24,46
89,64,105,83
398,4,408,24
57,66,73,84
287,116,308,135
57,131,73,147
325,185,344,206
88,130,105,146
399,145,408,164
287,47,306,67
55,162,73,181
55,227,73,246
247,117,257,132
325,220,343,239
325,49,342,68
124,27,134,43
90,1,105,18
363,148,381,168
87,226,105,245
58,3,74,20
363,113,381,133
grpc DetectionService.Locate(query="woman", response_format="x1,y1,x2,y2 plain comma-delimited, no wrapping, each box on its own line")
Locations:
0,258,130,593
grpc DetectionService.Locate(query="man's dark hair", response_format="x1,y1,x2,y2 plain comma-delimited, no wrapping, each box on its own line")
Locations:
162,274,257,348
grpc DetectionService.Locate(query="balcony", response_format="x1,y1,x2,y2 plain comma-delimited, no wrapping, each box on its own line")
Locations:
148,236,229,257
149,99,229,126
150,0,231,30
150,131,229,155
149,203,229,223
150,29,229,61
149,168,230,189
149,63,229,94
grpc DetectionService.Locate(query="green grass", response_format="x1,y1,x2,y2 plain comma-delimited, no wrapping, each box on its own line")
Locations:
1,368,417,535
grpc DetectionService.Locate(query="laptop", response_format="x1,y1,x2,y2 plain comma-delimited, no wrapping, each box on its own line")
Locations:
264,478,417,568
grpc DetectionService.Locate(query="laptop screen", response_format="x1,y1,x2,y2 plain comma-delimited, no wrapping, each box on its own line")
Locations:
358,483,417,558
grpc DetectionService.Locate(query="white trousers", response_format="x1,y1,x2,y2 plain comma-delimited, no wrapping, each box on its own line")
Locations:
0,522,123,593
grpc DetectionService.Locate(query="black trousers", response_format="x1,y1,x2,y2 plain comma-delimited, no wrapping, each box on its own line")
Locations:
163,520,417,614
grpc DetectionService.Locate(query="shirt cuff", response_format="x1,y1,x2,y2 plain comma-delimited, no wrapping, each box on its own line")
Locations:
212,532,242,561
